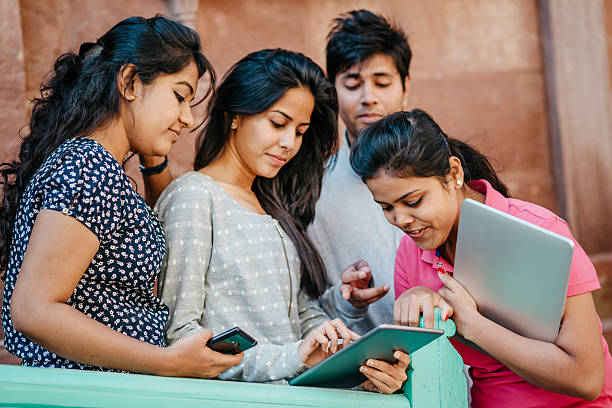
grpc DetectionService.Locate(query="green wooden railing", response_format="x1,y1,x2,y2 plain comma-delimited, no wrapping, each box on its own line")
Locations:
0,310,467,407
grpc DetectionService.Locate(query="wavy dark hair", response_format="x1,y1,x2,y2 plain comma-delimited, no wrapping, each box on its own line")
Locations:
350,109,510,197
194,49,339,298
326,9,412,85
0,15,215,276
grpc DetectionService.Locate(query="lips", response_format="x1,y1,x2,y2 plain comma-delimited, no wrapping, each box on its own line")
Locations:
404,226,427,239
169,129,180,141
266,153,288,166
357,112,383,124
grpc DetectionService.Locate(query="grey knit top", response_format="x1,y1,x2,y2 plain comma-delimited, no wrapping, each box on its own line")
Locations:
309,139,404,334
155,172,330,383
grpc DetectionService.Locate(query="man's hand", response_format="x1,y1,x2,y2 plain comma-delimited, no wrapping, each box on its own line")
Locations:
340,260,390,308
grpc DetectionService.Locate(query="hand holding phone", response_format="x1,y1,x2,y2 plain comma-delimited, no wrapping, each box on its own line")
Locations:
206,327,257,355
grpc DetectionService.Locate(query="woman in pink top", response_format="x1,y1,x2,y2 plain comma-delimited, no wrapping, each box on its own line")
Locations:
349,109,612,407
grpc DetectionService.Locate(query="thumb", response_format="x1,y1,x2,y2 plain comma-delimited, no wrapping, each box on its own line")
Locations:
198,329,214,343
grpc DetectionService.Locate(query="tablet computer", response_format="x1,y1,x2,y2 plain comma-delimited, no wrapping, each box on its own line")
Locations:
289,324,443,388
454,198,574,343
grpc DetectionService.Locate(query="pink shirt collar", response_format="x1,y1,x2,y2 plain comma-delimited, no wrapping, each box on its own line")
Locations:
420,179,507,269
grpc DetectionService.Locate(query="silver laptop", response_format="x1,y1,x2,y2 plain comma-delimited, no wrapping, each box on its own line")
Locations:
453,198,574,343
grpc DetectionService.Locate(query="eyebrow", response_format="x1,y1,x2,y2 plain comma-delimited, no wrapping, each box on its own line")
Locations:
176,81,195,95
271,110,310,126
374,189,420,205
341,72,395,80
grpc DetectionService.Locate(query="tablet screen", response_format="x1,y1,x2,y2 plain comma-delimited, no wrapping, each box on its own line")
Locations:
289,324,443,388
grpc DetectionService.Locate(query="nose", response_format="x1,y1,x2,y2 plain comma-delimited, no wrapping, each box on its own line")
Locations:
278,128,298,151
394,208,414,229
360,81,379,106
179,105,194,129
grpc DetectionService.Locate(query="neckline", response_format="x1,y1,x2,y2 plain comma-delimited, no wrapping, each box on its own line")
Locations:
193,172,273,219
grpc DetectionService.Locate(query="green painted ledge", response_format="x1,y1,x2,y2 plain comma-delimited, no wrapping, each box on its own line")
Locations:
0,311,467,407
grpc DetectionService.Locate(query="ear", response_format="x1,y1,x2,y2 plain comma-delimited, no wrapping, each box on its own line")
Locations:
448,156,465,189
401,76,411,110
117,64,140,101
230,115,242,131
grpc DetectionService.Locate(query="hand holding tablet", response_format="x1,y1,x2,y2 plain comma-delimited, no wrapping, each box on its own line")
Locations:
298,319,360,367
290,324,443,388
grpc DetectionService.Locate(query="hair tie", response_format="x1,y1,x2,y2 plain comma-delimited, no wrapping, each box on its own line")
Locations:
78,39,104,60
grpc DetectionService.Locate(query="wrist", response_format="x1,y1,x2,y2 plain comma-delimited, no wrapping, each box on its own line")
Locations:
460,310,486,342
296,340,307,363
151,345,176,377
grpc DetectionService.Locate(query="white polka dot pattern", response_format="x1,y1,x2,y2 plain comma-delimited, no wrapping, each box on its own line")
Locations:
155,172,329,383
1,138,168,371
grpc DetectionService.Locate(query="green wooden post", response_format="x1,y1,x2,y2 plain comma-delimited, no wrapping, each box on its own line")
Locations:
404,308,468,408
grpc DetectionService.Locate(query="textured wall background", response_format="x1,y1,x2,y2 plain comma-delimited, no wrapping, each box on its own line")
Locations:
193,0,556,212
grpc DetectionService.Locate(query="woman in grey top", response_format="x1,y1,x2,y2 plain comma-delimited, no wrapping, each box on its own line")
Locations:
156,49,410,392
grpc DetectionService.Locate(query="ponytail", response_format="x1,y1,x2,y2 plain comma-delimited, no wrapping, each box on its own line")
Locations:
350,109,510,198
0,52,95,279
0,15,215,277
448,138,510,198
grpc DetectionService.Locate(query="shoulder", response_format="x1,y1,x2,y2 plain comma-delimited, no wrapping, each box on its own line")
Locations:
58,138,123,176
159,172,215,202
506,198,572,238
155,172,215,220
37,138,125,195
40,138,127,197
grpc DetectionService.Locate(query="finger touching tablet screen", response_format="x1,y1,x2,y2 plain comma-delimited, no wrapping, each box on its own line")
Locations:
289,324,443,388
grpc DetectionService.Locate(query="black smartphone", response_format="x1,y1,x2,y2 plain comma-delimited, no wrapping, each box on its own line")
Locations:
206,327,257,355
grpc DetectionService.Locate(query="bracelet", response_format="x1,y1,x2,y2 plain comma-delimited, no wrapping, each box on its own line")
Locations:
139,156,168,176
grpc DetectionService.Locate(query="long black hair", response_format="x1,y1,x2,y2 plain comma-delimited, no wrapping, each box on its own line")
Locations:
0,15,215,276
350,109,510,197
194,49,339,298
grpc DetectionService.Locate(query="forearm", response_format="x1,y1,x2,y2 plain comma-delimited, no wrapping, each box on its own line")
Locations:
465,314,603,399
298,290,332,337
219,341,308,382
13,301,167,375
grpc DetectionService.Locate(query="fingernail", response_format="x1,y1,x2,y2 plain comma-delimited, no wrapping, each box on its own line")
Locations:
361,367,369,373
367,360,374,366
437,267,446,275
384,285,390,291
359,272,367,279
442,311,448,322
394,351,401,359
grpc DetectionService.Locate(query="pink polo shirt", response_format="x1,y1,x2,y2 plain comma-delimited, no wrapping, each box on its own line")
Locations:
394,179,612,407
